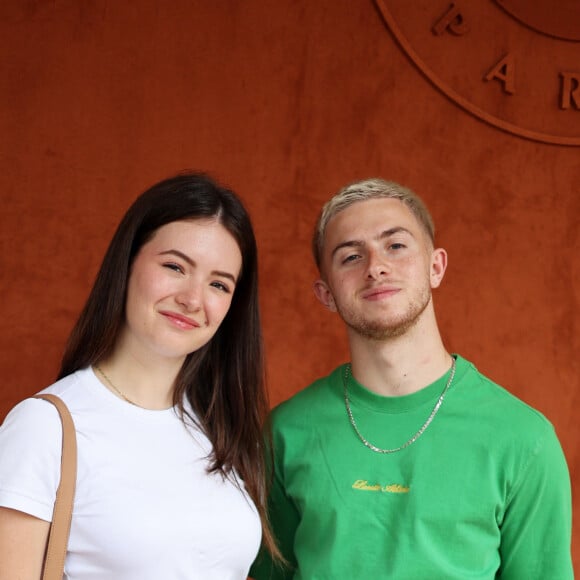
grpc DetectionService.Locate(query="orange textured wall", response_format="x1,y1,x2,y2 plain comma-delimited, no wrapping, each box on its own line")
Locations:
0,0,578,569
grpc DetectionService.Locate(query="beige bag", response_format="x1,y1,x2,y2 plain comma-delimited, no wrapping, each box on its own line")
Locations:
35,394,77,580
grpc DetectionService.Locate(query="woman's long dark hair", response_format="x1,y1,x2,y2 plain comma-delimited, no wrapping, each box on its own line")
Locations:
59,172,279,558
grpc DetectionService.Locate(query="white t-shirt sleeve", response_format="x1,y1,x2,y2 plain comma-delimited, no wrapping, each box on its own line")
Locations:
0,397,62,522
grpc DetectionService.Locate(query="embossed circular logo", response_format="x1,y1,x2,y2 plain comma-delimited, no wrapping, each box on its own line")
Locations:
375,0,580,146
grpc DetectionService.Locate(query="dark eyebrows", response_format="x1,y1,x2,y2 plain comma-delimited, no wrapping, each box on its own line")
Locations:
213,270,237,284
158,250,238,284
330,227,415,260
160,249,194,266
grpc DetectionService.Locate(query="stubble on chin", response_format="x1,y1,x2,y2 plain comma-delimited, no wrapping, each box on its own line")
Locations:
339,288,432,342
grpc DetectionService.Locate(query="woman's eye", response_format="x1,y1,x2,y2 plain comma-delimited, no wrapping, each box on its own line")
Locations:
163,262,184,274
390,243,406,250
211,281,231,293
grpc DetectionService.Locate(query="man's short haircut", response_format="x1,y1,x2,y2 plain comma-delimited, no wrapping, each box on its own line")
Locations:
312,178,435,270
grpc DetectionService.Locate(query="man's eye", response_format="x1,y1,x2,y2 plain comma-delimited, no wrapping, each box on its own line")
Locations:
390,243,405,250
342,254,360,264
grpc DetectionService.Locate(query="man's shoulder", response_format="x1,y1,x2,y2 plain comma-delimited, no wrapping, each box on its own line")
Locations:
270,364,345,424
457,355,555,437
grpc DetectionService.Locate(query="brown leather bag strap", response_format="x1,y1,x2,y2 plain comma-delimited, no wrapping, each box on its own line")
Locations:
34,394,77,580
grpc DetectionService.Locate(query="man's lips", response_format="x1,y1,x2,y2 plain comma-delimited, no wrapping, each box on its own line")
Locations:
361,286,400,301
160,311,201,329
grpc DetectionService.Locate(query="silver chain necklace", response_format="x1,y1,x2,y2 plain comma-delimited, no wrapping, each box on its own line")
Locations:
343,357,456,454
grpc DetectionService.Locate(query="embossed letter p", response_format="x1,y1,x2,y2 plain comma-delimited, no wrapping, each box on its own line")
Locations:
432,3,469,36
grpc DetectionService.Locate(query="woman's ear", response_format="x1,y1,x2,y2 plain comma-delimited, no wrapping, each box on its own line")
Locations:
430,247,448,289
313,279,337,312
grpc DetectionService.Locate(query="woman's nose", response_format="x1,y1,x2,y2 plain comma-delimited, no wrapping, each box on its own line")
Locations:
175,283,202,311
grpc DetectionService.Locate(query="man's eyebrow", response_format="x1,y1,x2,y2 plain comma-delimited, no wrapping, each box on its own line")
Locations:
158,250,237,283
379,227,415,239
331,240,364,260
330,227,415,259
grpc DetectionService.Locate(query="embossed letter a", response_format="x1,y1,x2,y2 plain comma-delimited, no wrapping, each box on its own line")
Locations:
484,53,516,95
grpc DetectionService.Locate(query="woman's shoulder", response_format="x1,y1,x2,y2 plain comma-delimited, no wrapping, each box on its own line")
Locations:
37,367,93,400
0,376,82,522
1,368,94,430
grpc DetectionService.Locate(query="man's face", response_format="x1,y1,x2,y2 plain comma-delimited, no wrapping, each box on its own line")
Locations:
314,198,446,340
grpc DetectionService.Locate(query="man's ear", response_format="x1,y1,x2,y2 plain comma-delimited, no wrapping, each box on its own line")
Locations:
313,279,337,312
430,247,448,289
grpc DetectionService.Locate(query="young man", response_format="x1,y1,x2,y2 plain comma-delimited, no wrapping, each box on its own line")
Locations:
251,179,573,579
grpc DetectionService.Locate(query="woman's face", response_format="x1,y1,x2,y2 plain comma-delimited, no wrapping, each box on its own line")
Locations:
120,219,242,365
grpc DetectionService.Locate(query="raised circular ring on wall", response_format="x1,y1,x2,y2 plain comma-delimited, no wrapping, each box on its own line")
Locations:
375,0,580,146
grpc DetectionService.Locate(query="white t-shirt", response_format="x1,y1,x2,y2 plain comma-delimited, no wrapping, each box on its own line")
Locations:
0,368,262,579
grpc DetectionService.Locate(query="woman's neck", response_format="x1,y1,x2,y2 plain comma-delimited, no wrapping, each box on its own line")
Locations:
95,349,184,410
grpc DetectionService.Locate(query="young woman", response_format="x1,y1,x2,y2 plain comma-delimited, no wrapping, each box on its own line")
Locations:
0,172,278,579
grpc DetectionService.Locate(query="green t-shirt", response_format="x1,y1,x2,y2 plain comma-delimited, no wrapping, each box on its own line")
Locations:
251,356,572,579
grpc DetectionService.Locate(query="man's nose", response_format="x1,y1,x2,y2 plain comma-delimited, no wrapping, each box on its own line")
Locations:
366,252,390,279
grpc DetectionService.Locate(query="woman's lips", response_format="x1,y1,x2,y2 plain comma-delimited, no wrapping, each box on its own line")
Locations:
160,311,201,329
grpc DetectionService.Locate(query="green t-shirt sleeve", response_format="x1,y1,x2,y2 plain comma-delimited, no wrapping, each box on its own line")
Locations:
250,425,300,580
497,425,573,579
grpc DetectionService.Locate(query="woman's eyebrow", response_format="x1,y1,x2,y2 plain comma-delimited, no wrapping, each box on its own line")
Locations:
159,249,237,283
159,249,195,266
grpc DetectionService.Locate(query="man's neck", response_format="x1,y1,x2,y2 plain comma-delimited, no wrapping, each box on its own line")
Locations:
348,324,451,398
